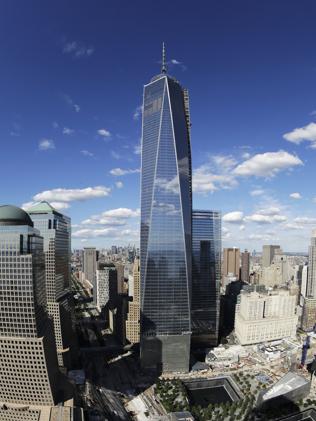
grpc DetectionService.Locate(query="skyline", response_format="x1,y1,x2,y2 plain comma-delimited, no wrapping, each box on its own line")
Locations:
2,1,316,251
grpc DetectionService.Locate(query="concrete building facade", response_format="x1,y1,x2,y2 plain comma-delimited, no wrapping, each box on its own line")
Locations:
235,289,298,345
223,248,240,279
262,245,281,268
126,258,140,344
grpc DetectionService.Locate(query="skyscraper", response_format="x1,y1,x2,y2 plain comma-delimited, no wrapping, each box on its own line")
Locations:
191,210,221,347
0,206,61,406
307,230,316,298
140,45,192,372
240,249,250,283
262,244,281,268
28,201,76,368
83,247,97,301
126,257,140,344
223,247,240,278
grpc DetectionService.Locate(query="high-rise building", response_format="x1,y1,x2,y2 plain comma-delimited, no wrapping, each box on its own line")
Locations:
307,230,316,298
235,289,298,345
126,258,140,344
262,244,281,268
223,247,240,279
191,210,221,346
301,297,316,331
28,201,77,368
301,265,308,298
140,45,192,372
96,262,117,312
240,249,250,283
83,247,97,301
0,206,64,407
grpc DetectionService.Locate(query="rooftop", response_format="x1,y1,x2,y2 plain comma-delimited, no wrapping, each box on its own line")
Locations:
0,205,33,227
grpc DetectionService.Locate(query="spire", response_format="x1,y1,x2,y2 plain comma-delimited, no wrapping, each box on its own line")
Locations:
161,42,167,74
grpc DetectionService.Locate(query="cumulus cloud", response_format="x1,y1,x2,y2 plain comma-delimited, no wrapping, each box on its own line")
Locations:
81,207,139,226
72,228,118,238
62,41,94,58
193,156,238,193
294,217,316,225
39,138,55,151
234,150,303,177
290,192,302,199
110,167,140,176
245,212,287,224
33,186,111,203
98,128,111,138
283,122,316,147
22,201,70,211
223,211,244,223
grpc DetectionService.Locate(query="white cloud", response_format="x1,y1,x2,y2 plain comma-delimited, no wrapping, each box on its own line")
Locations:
223,211,244,223
283,122,316,147
256,207,281,216
81,207,139,226
52,121,59,129
102,208,140,218
250,189,265,196
294,217,316,225
39,138,55,151
290,192,302,199
63,127,74,135
110,167,140,176
234,150,303,177
134,144,141,155
193,158,238,193
33,186,111,203
81,150,94,157
115,181,123,189
22,201,70,211
72,228,118,238
239,225,245,231
97,128,111,138
62,94,80,112
133,105,143,121
245,212,287,224
62,41,94,58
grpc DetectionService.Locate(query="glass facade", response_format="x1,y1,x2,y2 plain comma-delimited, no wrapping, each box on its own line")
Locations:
140,73,192,371
192,210,221,346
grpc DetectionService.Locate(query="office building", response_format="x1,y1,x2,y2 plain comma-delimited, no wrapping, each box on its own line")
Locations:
28,201,77,368
126,258,140,344
191,210,221,346
96,262,117,312
301,297,316,331
115,262,125,294
307,230,316,298
262,245,281,268
0,205,64,407
140,45,192,372
223,247,240,279
235,289,298,345
83,247,97,302
240,249,250,283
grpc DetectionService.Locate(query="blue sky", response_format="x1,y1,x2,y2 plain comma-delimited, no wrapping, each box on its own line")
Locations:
1,0,316,252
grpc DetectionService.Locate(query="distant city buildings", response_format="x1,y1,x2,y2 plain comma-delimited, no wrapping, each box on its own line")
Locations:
223,247,240,279
191,210,221,347
126,257,140,344
262,244,281,268
235,289,298,345
140,47,192,372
